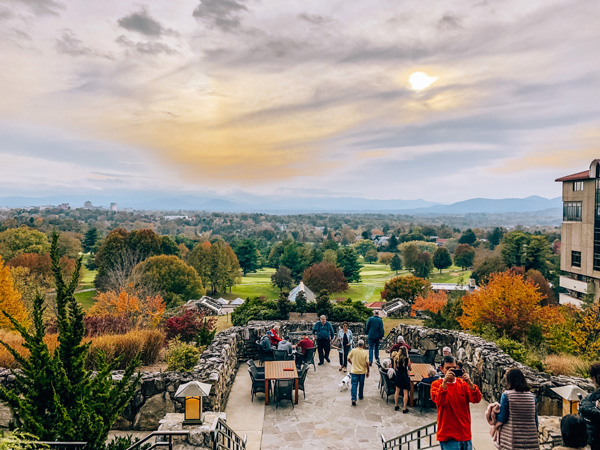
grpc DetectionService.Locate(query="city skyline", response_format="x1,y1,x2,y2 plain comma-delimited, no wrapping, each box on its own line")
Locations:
1,0,599,203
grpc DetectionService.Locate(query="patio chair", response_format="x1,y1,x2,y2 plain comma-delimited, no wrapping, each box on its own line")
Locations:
382,371,396,404
274,379,294,409
248,367,269,402
378,368,386,394
303,348,316,371
256,341,274,365
422,349,438,366
297,364,310,399
273,349,291,361
418,382,435,413
247,359,265,377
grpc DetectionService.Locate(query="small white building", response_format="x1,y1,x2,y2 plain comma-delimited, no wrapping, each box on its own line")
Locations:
231,298,245,306
288,282,316,302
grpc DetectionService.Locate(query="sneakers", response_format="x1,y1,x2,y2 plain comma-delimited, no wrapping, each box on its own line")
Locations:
318,362,324,365
403,409,409,414
352,401,357,406
395,406,399,411
325,357,330,363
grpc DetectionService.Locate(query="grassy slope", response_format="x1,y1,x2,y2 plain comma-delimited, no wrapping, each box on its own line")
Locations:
74,254,98,310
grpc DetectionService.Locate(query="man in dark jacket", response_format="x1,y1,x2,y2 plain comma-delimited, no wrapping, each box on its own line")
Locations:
312,315,334,365
365,310,385,364
580,362,600,450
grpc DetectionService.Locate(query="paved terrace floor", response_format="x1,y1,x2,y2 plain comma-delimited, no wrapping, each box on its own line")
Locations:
225,350,494,450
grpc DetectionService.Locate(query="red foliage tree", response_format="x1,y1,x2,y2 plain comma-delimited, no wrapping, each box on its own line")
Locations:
302,262,348,294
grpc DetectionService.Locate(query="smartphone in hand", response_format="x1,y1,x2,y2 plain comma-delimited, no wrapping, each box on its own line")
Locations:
451,368,464,378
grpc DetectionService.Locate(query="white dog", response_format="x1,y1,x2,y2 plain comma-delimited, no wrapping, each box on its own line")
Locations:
339,374,351,391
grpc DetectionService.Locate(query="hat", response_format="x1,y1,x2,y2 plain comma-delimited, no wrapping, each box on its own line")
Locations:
266,330,274,336
374,310,379,315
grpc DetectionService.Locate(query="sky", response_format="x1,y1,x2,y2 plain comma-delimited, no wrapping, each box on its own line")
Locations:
1,0,599,204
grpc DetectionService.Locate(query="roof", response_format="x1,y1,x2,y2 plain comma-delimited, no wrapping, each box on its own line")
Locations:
231,298,245,305
288,281,316,302
555,170,590,182
365,302,385,308
174,381,212,398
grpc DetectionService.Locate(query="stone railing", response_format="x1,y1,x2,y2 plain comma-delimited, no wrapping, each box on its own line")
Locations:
0,320,365,431
393,325,596,416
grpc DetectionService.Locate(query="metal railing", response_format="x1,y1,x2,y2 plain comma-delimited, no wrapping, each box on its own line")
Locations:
381,421,439,450
213,418,246,450
124,431,190,450
36,442,87,450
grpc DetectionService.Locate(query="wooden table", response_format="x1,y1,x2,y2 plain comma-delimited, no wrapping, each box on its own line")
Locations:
408,363,435,407
264,361,298,406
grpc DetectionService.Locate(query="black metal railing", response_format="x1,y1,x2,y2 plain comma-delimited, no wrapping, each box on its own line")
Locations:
381,421,439,450
36,442,87,450
124,431,190,450
213,418,246,450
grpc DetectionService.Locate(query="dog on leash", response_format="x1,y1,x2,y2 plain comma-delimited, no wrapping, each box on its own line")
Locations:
339,374,351,391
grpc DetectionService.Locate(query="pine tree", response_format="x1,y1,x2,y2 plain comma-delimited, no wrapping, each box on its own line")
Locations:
295,290,307,316
390,254,402,274
82,228,99,254
0,233,141,450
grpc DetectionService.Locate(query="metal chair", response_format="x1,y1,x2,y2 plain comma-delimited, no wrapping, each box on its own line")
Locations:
274,379,294,409
247,359,265,376
303,347,317,371
248,367,269,402
418,382,435,413
297,364,310,399
378,367,386,394
422,349,438,366
409,354,425,363
382,371,396,404
273,349,291,361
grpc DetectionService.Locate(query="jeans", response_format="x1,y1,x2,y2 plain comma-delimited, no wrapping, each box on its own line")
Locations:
339,345,350,367
439,440,472,450
317,338,331,363
350,373,365,401
368,338,380,363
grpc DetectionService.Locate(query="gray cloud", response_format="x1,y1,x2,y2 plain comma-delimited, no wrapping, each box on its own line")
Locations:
55,29,112,58
192,0,249,32
298,12,329,25
0,6,14,20
438,13,462,30
12,0,64,16
116,35,177,55
118,8,176,37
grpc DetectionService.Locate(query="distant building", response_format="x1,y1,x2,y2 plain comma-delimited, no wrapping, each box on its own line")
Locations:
555,159,600,307
231,298,245,306
84,201,93,209
110,203,118,212
382,298,410,317
288,282,316,302
164,215,189,220
431,281,477,294
58,203,70,211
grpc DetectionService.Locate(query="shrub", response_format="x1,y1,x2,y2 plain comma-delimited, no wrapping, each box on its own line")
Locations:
231,298,281,326
0,330,58,368
106,435,150,450
83,315,130,337
165,309,217,344
87,290,166,329
328,300,371,323
496,337,528,364
544,354,591,377
87,330,165,370
167,339,200,372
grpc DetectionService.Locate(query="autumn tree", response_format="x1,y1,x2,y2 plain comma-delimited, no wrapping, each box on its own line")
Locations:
337,246,362,283
570,301,600,359
88,289,166,328
364,248,378,264
390,254,402,274
412,291,448,315
459,271,544,340
302,262,348,294
133,255,204,307
380,275,431,304
233,239,260,276
525,269,557,306
433,247,452,273
454,244,475,270
271,266,294,291
400,243,419,271
0,227,49,261
187,241,211,281
188,240,241,294
0,256,30,330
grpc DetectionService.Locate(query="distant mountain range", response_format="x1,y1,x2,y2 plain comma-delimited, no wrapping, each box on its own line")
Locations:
0,193,562,215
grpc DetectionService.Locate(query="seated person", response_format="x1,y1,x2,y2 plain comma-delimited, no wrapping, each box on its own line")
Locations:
420,368,440,385
380,358,392,370
294,334,314,354
556,414,588,450
259,331,275,352
277,335,293,355
389,336,412,354
437,347,453,373
269,325,283,346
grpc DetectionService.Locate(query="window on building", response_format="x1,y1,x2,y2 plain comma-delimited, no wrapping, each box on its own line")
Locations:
573,181,584,191
572,251,582,268
563,202,583,221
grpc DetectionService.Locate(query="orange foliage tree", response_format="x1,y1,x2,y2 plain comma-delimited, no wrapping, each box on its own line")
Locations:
412,291,448,316
0,256,30,330
88,288,166,328
459,271,548,340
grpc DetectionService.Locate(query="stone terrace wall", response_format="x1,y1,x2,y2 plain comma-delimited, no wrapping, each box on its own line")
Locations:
394,325,595,416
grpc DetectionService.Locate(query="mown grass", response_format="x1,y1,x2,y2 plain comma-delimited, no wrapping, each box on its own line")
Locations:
74,289,97,309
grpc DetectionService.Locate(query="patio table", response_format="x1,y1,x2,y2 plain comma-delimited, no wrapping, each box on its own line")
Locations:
264,360,298,406
408,363,435,407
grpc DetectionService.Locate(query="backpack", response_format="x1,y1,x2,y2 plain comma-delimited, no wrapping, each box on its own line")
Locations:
260,335,272,352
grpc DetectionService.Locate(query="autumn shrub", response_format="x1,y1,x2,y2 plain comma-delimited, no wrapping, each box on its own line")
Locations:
83,315,131,337
167,339,200,372
412,291,448,316
0,256,30,330
87,289,166,330
544,354,590,377
165,309,217,345
569,300,600,359
87,330,165,370
0,330,58,368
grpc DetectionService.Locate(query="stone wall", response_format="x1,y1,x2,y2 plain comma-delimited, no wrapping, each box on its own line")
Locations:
393,325,596,416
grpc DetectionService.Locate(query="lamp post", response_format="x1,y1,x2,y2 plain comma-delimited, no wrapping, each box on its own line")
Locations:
551,385,588,416
174,381,212,425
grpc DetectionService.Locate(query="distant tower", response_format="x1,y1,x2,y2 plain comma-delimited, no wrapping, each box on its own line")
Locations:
84,201,93,209
110,202,118,212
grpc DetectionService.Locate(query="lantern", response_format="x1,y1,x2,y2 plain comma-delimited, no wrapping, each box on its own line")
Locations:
174,381,212,425
551,385,588,416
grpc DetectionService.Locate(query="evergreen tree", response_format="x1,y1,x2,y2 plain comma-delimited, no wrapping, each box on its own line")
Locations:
413,251,433,279
233,239,260,276
390,254,402,274
316,290,332,317
0,233,140,450
295,290,307,316
277,292,291,320
387,234,399,252
433,247,452,273
458,229,477,245
336,247,362,283
271,266,293,291
82,228,99,254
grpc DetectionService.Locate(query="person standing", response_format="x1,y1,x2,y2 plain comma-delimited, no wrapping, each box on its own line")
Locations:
337,322,353,372
392,345,412,413
496,368,539,450
347,339,370,406
431,356,482,450
390,336,412,354
312,315,334,365
365,310,384,364
580,362,600,450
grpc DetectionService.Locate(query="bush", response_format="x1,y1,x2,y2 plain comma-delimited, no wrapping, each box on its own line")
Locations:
0,330,58,369
87,330,165,370
84,315,131,336
231,298,281,326
165,309,217,345
328,300,371,323
167,339,200,372
106,435,151,450
496,337,528,364
544,354,590,377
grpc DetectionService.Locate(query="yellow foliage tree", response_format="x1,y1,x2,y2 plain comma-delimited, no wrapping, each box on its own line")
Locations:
412,291,448,315
0,256,30,330
458,271,544,340
570,301,600,359
88,288,165,328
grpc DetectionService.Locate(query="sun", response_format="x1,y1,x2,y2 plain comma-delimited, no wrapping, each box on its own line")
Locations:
409,72,439,91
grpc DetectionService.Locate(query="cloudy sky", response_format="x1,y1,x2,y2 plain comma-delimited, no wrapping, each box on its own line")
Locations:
1,0,599,203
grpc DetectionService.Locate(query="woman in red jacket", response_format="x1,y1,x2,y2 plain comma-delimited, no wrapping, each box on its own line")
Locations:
269,325,282,346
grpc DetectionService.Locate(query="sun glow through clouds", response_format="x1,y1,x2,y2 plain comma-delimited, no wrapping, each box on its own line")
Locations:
409,72,439,90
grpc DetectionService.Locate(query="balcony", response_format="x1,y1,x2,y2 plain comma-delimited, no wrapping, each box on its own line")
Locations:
559,293,584,308
559,275,588,294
